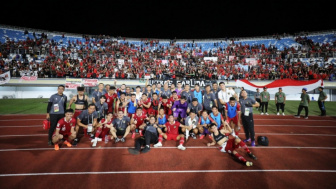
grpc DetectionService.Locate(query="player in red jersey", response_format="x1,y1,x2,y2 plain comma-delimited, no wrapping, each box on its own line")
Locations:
153,115,186,150
52,109,76,150
130,107,148,138
138,93,151,115
105,86,118,116
207,123,257,166
158,96,172,115
91,112,113,147
225,97,241,136
148,93,160,117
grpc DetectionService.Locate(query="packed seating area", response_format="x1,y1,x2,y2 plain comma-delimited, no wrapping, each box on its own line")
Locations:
0,25,335,81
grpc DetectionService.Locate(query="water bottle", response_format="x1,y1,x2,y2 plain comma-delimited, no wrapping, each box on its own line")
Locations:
105,135,109,143
210,101,213,108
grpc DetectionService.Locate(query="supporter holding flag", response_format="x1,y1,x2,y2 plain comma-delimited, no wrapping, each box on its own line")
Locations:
275,88,286,116
294,88,310,119
260,87,270,115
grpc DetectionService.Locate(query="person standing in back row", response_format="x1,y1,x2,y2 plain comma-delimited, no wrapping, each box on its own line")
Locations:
294,88,310,119
260,87,270,115
47,85,67,146
275,88,286,116
254,88,261,111
317,86,327,116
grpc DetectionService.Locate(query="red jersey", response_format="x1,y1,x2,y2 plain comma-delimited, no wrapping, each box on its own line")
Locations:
140,98,151,110
100,118,113,130
133,113,147,127
105,93,118,113
56,118,76,135
165,121,181,135
169,95,180,105
160,99,173,115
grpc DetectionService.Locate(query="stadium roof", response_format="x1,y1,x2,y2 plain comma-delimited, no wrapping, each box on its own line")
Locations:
1,1,334,39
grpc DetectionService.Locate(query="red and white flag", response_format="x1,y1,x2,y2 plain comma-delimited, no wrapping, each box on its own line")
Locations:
0,71,11,85
236,79,322,94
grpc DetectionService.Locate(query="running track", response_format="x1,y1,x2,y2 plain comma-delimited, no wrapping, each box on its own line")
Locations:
0,114,335,189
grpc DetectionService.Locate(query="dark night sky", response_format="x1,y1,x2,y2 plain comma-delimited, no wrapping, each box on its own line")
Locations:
1,0,334,39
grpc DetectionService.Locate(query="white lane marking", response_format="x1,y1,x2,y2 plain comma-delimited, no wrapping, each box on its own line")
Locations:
254,119,336,122
0,125,41,128
0,119,43,121
0,169,335,177
0,146,336,152
1,133,336,138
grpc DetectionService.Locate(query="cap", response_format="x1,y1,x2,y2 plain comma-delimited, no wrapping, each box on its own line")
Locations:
302,87,307,91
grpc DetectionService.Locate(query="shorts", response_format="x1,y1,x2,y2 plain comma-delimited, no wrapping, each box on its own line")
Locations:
53,132,70,139
173,108,187,118
227,116,238,125
99,128,110,138
166,133,179,141
74,110,83,119
225,138,238,154
148,108,158,116
116,129,126,136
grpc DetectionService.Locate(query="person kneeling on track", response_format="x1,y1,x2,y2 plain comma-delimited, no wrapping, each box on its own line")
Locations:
110,111,131,143
153,114,187,150
52,109,77,150
91,112,113,147
207,123,257,166
128,116,160,155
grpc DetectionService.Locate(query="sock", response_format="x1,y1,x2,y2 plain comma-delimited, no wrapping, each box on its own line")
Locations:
84,128,88,136
95,127,102,138
239,141,251,153
234,153,247,163
235,131,239,136
179,137,185,145
158,134,163,142
146,145,150,148
139,129,143,136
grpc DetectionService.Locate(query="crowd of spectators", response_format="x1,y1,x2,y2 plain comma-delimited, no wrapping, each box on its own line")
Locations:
0,30,335,81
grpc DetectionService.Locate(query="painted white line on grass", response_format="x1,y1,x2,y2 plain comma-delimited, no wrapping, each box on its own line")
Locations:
0,169,335,177
0,146,335,152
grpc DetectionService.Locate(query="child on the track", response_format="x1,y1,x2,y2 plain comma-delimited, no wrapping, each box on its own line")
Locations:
207,123,257,166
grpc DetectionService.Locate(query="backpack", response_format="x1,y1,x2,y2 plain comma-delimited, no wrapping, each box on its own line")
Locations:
257,136,269,146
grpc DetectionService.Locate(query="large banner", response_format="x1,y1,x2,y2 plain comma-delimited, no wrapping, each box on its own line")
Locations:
65,78,82,89
0,71,10,85
236,79,322,94
20,76,37,81
245,58,258,65
204,57,218,62
82,79,99,87
148,79,212,87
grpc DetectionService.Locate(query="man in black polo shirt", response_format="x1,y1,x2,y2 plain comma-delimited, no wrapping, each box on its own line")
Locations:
110,111,131,143
47,85,67,146
239,90,259,147
128,116,159,154
73,104,98,146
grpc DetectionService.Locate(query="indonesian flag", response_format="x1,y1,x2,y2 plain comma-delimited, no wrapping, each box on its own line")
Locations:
0,71,11,85
236,79,322,94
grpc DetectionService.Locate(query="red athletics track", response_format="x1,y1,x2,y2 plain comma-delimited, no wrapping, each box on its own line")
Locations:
0,114,336,189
